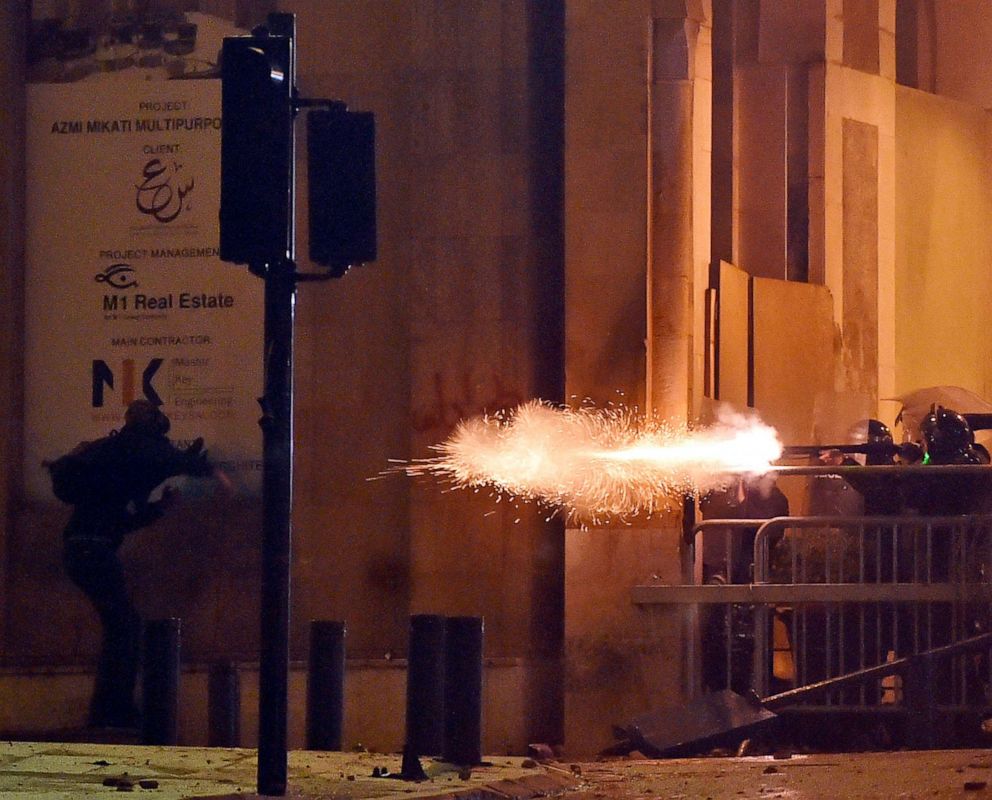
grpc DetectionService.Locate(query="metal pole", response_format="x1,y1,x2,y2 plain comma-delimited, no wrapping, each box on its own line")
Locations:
142,618,181,745
405,614,447,756
208,661,241,747
306,620,346,750
255,12,297,794
257,261,296,795
443,616,484,766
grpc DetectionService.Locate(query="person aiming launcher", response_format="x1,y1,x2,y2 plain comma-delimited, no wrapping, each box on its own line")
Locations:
45,399,212,729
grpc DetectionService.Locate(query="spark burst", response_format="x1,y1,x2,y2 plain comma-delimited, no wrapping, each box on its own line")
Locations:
400,400,783,521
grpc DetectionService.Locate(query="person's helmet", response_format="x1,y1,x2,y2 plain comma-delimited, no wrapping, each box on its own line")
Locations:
921,405,974,463
124,398,170,435
865,419,894,465
867,419,892,444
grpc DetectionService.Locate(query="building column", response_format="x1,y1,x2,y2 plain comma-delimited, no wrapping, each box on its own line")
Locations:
563,0,709,756
0,1,27,655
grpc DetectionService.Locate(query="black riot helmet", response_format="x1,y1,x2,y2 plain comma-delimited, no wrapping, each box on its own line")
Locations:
921,405,975,464
865,418,894,465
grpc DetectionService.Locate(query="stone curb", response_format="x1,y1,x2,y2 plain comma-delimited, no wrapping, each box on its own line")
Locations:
416,769,581,800
172,768,579,800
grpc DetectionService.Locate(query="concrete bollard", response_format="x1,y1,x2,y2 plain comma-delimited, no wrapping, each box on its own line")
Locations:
443,616,484,766
405,614,447,757
306,620,346,750
142,617,181,745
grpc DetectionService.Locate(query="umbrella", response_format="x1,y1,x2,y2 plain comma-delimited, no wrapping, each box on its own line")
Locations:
892,385,992,440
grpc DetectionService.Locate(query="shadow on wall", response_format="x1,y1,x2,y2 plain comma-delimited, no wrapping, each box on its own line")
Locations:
4,495,261,666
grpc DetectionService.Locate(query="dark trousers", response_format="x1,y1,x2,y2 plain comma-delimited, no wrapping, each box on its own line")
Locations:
63,538,142,727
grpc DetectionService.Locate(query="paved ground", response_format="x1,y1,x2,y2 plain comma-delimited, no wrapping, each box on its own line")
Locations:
4,742,992,799
0,742,573,799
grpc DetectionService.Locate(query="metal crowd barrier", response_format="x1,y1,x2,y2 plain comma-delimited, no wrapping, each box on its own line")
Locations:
633,514,992,716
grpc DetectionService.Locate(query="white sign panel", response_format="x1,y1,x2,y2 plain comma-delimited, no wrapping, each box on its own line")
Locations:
24,70,264,500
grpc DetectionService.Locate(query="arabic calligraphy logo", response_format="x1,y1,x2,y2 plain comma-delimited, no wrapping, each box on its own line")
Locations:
95,262,138,289
135,157,195,223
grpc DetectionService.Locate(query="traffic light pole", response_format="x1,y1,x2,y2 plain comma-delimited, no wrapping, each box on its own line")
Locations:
220,13,376,795
256,259,296,796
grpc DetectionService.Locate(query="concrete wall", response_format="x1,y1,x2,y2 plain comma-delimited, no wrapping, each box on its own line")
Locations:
2,0,565,748
563,0,710,756
7,0,992,756
894,86,992,400
0,658,531,753
0,2,26,663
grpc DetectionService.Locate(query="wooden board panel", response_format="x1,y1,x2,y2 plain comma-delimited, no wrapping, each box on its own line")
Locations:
752,276,835,445
718,260,750,408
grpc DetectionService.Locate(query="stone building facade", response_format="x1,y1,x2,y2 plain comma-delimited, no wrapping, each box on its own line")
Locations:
1,0,992,756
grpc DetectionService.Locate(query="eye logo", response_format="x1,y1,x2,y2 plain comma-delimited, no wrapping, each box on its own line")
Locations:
95,263,138,289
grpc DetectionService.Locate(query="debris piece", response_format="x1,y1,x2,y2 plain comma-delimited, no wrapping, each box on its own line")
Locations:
92,760,111,766
772,751,793,760
138,779,159,789
762,766,779,775
570,764,582,775
521,759,538,769
621,691,777,758
346,775,355,781
528,743,556,761
965,781,988,791
458,767,472,780
103,777,121,786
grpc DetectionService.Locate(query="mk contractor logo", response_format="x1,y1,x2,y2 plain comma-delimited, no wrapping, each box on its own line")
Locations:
135,157,195,224
94,263,138,289
92,358,163,407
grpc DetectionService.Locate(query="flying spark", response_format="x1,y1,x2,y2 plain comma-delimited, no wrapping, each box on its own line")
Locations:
399,400,783,521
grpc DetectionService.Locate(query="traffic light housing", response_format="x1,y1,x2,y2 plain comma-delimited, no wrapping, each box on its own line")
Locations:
219,31,294,266
307,105,377,276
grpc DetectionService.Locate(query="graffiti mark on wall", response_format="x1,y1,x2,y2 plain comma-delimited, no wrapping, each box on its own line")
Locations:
412,371,524,433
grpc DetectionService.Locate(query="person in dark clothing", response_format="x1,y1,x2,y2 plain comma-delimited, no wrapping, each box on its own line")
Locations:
52,400,211,728
700,475,790,693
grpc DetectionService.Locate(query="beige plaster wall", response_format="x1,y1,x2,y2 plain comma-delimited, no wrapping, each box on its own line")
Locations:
930,1,992,109
808,60,895,418
894,85,992,401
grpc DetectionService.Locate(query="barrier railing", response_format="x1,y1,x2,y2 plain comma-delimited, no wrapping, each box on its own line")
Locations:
633,514,992,715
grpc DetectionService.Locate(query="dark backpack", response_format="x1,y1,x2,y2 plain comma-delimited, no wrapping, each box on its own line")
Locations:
46,434,124,505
